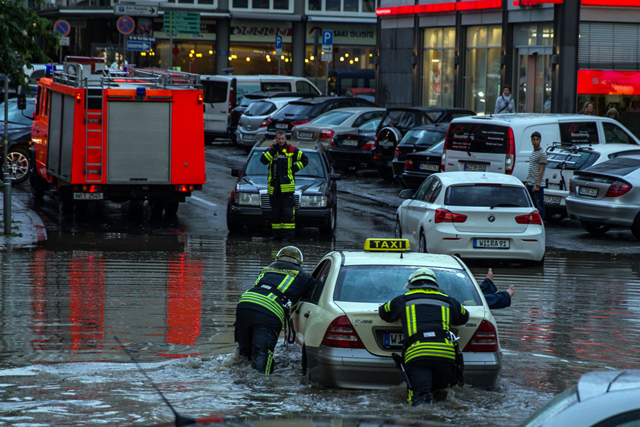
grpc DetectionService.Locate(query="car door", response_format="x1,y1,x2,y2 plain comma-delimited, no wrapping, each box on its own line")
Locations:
401,176,438,247
294,258,334,348
202,76,234,135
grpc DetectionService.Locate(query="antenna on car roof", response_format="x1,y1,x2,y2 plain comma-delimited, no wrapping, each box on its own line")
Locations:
114,336,197,427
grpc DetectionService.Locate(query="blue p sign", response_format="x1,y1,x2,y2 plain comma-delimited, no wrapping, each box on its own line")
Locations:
275,35,283,49
322,30,333,46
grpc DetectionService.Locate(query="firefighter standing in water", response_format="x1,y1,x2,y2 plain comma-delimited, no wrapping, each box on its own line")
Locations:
260,131,308,241
379,268,469,406
234,246,316,374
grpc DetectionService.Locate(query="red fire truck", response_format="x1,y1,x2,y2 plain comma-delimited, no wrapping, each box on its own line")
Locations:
30,58,206,215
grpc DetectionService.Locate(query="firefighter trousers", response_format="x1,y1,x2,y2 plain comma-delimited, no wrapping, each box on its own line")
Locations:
234,307,282,375
405,359,455,406
269,192,295,240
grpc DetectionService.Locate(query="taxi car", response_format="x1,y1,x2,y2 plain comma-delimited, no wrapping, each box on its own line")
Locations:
293,238,502,390
395,171,545,265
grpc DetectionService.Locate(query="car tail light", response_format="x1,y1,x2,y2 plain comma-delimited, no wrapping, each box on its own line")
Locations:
435,208,467,223
515,211,543,225
261,117,272,128
291,120,309,127
394,146,401,158
605,180,632,197
228,89,234,119
319,128,335,139
505,127,515,174
321,316,365,348
404,160,414,171
362,140,375,150
463,320,499,352
331,139,338,147
440,151,446,171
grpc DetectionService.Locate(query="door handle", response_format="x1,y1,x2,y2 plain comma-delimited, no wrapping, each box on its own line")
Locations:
304,312,310,318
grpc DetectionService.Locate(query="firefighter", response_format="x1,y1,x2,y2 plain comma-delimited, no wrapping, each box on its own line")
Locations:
234,246,316,374
260,131,308,241
379,268,469,406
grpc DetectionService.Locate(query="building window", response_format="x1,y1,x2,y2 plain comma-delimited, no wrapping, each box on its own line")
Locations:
306,0,378,14
465,25,502,115
422,27,455,107
514,23,553,113
231,0,292,11
166,0,217,5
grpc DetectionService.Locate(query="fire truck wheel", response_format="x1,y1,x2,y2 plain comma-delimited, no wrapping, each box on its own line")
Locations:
30,173,47,201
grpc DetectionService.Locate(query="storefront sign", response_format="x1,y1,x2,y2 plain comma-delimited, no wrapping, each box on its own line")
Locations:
230,24,292,42
306,24,375,46
578,69,640,95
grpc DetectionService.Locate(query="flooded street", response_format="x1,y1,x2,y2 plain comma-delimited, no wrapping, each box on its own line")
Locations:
1,151,640,426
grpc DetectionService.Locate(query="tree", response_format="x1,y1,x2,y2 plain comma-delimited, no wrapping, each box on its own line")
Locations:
0,0,59,96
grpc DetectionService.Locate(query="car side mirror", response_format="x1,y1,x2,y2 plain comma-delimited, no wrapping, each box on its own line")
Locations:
329,173,341,180
399,189,413,199
17,94,27,110
231,168,239,177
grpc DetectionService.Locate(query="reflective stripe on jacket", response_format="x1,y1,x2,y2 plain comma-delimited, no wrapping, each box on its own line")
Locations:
260,143,308,194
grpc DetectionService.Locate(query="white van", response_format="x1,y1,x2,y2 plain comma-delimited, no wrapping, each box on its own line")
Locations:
201,75,322,141
441,114,640,182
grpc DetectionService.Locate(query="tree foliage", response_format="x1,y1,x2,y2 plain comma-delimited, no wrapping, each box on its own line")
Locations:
0,0,60,95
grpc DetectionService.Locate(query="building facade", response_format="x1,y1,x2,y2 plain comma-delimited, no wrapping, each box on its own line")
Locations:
375,0,640,131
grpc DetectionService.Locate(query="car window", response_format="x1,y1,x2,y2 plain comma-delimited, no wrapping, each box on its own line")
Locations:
309,111,353,125
603,122,636,144
202,81,229,104
307,259,332,304
425,180,441,203
262,82,292,92
446,185,530,207
0,101,35,124
236,83,261,103
296,81,316,94
547,150,599,170
400,129,446,147
559,122,599,144
358,119,380,132
278,103,315,117
594,409,640,427
609,150,640,159
353,111,383,128
245,101,277,117
244,150,323,178
333,265,482,306
414,176,435,200
297,154,325,178
447,123,508,153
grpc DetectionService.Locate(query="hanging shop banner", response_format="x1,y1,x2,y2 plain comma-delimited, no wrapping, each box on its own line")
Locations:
578,69,640,95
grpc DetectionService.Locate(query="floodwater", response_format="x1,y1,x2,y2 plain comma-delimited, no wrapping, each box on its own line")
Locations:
2,225,640,426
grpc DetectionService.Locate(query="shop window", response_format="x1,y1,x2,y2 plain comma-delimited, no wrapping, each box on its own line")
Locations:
465,25,501,115
422,27,455,108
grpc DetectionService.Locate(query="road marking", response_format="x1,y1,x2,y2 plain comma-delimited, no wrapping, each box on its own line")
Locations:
190,196,218,207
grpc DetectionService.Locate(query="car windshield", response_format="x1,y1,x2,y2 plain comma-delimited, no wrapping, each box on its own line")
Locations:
446,185,530,207
309,111,354,125
245,101,276,117
333,265,482,306
279,103,316,117
547,150,599,170
427,140,445,153
243,150,325,178
0,101,35,125
400,128,446,147
381,110,433,128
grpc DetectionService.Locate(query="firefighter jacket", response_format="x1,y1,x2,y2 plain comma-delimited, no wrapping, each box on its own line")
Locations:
379,288,469,365
237,260,316,326
260,143,308,195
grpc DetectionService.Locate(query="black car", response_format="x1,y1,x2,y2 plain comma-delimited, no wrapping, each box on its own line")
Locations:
374,107,475,180
390,123,448,180
328,118,380,172
265,96,376,140
226,140,340,235
401,140,444,190
0,97,36,184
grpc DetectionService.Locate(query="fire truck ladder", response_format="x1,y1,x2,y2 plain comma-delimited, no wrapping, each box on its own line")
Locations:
85,85,104,183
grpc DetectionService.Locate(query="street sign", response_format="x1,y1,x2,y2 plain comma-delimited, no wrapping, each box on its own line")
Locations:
116,16,135,35
53,20,71,37
275,35,282,55
322,53,332,62
321,30,333,62
322,30,333,46
127,40,151,52
114,4,158,16
163,11,200,35
129,35,158,43
59,36,70,47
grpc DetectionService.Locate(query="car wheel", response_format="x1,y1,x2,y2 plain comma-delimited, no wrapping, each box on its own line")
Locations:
319,204,337,235
376,165,394,182
419,231,427,253
226,204,243,233
580,220,610,236
631,215,640,241
528,255,545,267
545,208,566,224
395,219,402,238
7,146,30,184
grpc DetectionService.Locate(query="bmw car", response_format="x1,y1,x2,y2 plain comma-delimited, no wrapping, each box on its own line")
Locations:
293,238,502,390
226,140,340,235
395,171,545,264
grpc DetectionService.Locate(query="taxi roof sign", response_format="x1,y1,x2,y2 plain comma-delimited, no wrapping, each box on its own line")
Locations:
364,238,410,251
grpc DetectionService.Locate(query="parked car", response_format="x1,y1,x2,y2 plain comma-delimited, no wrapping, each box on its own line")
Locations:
265,97,377,140
544,143,640,222
401,140,444,190
441,114,640,182
293,238,502,390
0,97,36,184
395,171,545,264
344,87,376,103
226,140,340,235
291,107,384,150
374,107,475,180
391,123,448,180
235,96,303,152
329,118,380,172
566,155,640,239
519,370,640,427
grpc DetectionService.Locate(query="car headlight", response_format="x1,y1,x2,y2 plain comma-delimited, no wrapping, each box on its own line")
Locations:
300,195,327,207
235,192,261,206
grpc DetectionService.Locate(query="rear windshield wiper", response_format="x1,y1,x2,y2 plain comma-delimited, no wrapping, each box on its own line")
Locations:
490,203,522,209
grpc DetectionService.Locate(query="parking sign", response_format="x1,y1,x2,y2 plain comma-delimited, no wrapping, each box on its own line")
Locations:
275,35,283,55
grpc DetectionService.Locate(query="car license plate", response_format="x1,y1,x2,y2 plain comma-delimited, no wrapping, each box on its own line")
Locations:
544,195,561,205
241,133,253,141
474,239,509,249
383,332,404,348
419,163,439,171
275,123,288,129
578,186,598,197
298,131,313,138
463,163,487,172
73,192,103,200
342,139,358,147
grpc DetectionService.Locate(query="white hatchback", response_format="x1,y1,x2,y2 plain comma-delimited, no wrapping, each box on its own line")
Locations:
395,171,545,265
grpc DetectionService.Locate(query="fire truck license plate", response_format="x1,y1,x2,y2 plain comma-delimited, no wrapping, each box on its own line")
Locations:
74,193,104,200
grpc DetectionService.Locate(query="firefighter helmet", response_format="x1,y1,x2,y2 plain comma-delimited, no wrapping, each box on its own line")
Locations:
405,268,439,290
276,246,303,266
